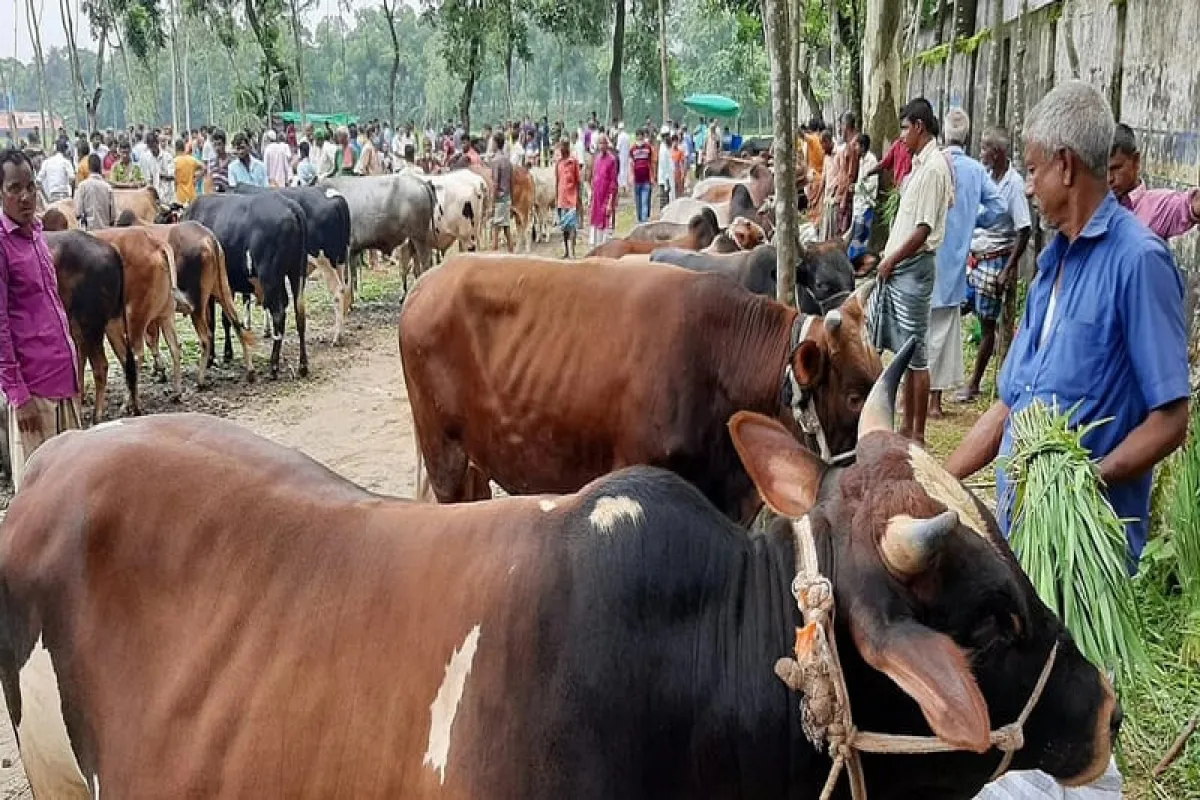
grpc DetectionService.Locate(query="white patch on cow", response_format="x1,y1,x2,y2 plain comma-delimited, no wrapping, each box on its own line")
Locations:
323,188,343,200
588,496,644,534
907,444,991,542
17,637,89,798
507,433,524,445
538,499,557,513
245,250,255,277
93,774,100,800
89,419,127,433
423,625,482,785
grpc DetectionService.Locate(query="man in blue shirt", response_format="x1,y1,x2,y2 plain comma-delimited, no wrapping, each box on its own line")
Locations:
927,108,1005,419
948,80,1189,566
228,133,268,188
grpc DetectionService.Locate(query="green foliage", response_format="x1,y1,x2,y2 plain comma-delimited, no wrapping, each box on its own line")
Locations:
1002,400,1148,686
906,28,992,68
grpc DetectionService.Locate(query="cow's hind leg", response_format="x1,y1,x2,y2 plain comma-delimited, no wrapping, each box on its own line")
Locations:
160,313,183,402
87,342,109,423
268,304,287,380
290,274,308,378
146,320,166,382
423,434,492,503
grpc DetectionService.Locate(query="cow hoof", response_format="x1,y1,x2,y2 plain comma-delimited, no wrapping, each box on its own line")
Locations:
299,364,309,378
270,369,280,381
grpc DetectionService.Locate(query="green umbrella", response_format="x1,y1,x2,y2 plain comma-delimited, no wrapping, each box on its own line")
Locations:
682,94,741,119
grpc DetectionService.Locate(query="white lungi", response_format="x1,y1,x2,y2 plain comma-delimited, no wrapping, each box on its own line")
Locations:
927,306,965,391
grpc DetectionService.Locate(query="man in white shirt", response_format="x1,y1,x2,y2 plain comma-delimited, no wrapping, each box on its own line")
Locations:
132,131,150,166
865,97,953,447
657,128,674,209
316,130,338,179
262,130,293,187
616,122,631,192
36,140,75,203
848,133,879,272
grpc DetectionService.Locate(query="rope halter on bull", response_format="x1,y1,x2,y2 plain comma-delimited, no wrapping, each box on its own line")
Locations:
774,337,1060,800
780,292,856,468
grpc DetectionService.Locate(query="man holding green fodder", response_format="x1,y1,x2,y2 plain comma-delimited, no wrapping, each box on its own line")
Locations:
948,81,1190,799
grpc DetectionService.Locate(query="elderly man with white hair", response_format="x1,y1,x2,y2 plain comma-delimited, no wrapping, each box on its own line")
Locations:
927,107,1005,419
262,129,293,188
949,80,1189,799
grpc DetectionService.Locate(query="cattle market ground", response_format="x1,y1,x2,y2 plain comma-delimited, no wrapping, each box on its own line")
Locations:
0,205,1190,798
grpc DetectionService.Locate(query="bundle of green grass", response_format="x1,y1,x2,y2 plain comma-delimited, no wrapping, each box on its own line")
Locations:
1002,399,1147,685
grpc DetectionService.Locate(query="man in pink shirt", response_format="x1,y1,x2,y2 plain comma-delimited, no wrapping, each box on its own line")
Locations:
0,149,80,490
1109,123,1200,239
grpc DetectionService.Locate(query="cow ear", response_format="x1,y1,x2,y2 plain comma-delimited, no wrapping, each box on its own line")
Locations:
793,339,824,388
729,411,825,517
849,615,992,754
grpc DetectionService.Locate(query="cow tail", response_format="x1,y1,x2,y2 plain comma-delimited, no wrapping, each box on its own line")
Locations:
213,240,256,349
118,251,138,409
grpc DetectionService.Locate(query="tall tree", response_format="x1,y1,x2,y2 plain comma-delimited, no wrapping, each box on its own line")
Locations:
983,0,1003,125
25,0,52,138
289,0,307,121
861,0,903,153
425,0,489,130
609,0,625,121
657,0,668,121
762,0,797,305
59,0,86,128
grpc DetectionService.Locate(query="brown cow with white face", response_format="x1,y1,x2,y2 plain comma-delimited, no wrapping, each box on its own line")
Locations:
401,253,880,522
0,350,1116,797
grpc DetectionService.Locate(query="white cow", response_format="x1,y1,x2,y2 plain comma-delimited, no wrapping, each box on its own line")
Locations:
397,169,488,287
529,166,557,243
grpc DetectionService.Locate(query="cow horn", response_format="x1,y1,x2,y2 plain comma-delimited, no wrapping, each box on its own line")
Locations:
824,308,843,335
850,279,875,307
879,510,959,578
858,336,917,439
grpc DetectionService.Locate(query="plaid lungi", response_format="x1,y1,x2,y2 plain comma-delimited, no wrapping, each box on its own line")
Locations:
866,251,936,370
968,251,1010,320
3,396,82,491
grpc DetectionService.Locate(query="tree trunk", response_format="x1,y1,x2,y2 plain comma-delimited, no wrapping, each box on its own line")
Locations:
608,0,625,123
459,38,480,132
984,0,1003,125
505,26,515,116
25,0,52,140
291,0,308,121
168,0,180,135
1109,0,1127,122
182,17,191,132
790,0,799,127
997,0,1031,369
843,0,864,124
58,0,85,130
798,45,822,123
658,0,670,122
1063,0,1081,80
0,61,18,144
903,0,920,98
828,0,841,118
107,0,139,123
863,0,905,154
942,0,960,114
763,0,798,306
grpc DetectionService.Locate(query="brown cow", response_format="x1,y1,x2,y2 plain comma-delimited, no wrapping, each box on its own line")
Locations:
40,198,78,231
701,155,763,178
138,222,255,386
112,187,163,226
692,163,774,206
586,208,720,258
44,231,138,420
92,228,184,404
0,388,1117,797
401,254,881,522
510,164,535,252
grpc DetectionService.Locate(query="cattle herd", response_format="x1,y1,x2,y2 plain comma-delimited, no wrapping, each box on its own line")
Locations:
0,159,1122,797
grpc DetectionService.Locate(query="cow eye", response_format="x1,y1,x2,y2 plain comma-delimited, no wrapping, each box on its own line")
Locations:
971,613,1022,649
847,393,864,413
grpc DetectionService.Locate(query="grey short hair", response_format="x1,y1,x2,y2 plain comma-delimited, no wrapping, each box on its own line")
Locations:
943,108,970,146
1024,80,1114,178
981,127,1011,157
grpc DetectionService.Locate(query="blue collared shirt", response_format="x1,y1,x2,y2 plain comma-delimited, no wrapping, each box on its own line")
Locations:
932,147,1006,308
996,192,1189,560
228,157,268,188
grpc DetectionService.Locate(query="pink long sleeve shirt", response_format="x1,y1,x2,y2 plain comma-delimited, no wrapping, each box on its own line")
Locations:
1121,183,1200,240
0,213,79,408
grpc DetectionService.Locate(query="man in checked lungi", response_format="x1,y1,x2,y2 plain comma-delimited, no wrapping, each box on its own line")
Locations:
959,127,1033,402
866,97,953,448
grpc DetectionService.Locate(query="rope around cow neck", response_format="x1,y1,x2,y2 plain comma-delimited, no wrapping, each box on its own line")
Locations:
775,516,1061,800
